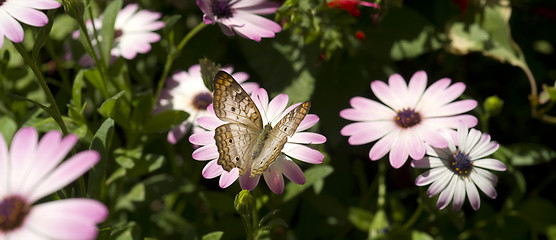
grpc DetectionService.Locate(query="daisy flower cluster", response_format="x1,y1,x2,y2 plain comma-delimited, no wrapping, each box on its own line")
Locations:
340,71,506,210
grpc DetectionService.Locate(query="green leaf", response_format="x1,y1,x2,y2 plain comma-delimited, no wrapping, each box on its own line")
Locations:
163,15,182,36
199,57,221,91
88,118,114,199
72,70,85,109
348,207,374,232
368,210,388,239
411,230,434,240
100,0,122,67
143,110,189,133
517,197,556,232
98,90,125,118
283,165,333,202
508,143,556,166
202,231,224,240
97,227,111,240
32,9,57,61
115,183,145,211
50,15,78,41
547,224,556,240
7,93,64,132
84,69,107,96
0,116,17,143
447,4,531,76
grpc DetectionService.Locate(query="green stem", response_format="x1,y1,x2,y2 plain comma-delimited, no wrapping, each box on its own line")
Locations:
377,161,386,209
13,43,69,136
402,202,423,230
153,22,207,106
76,12,110,99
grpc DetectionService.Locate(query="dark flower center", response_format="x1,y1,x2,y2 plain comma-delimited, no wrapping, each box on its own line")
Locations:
0,0,5,6
0,195,30,232
449,150,473,177
212,0,234,18
192,92,213,110
114,29,124,41
394,108,421,128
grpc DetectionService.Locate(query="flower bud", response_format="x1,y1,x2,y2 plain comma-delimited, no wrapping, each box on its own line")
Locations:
484,95,503,116
234,190,254,218
62,0,85,22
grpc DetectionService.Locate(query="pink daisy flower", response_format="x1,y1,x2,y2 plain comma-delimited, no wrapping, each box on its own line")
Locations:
73,3,164,63
155,64,259,144
0,127,107,239
411,123,506,210
340,70,478,168
196,0,282,42
0,0,60,49
189,88,326,194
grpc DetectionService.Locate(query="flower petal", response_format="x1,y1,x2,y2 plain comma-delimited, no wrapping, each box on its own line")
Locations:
470,171,497,199
451,178,466,210
28,151,99,202
9,127,37,194
297,114,319,131
288,132,326,144
10,0,61,9
0,133,8,196
3,3,49,27
341,121,395,145
263,165,284,194
436,174,457,210
202,160,223,179
239,173,260,190
282,143,323,164
473,158,506,171
274,156,305,185
465,179,481,210
192,145,219,161
369,129,398,161
189,131,215,145
219,168,239,188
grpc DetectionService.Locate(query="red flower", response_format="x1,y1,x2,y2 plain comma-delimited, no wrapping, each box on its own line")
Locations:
355,30,365,40
328,0,379,18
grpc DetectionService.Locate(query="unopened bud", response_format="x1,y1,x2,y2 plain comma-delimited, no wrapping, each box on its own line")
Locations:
234,190,254,218
62,0,85,22
484,95,503,116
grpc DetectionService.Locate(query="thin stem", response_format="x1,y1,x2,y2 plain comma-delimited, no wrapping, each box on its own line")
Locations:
77,19,110,99
13,43,69,136
153,22,207,107
377,160,386,209
402,202,423,230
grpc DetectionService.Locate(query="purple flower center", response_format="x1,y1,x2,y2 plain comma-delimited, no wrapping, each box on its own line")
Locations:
212,0,234,18
192,92,213,110
0,195,30,232
394,109,421,128
449,150,473,177
114,29,124,41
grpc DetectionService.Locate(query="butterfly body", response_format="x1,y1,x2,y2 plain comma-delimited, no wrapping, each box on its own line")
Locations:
212,71,310,177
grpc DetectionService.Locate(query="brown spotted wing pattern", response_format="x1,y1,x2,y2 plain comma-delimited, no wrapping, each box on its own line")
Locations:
212,71,310,177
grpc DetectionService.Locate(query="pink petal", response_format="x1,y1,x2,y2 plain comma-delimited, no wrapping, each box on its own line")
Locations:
266,94,289,123
339,99,395,121
219,168,239,188
406,129,426,160
414,167,444,186
252,88,269,112
11,0,61,9
288,132,326,144
465,180,481,210
202,160,223,179
3,3,49,27
9,127,37,194
282,143,323,164
473,158,506,171
168,124,188,144
274,157,305,185
192,145,218,161
189,131,215,145
21,132,77,196
28,151,100,202
233,11,282,33
297,114,319,131
342,121,395,145
436,175,457,210
263,165,284,194
451,178,466,210
0,133,8,196
371,79,404,111
239,173,260,190
237,2,279,15
387,73,410,106
426,100,477,118
114,4,139,27
197,115,224,130
427,170,453,197
389,134,409,168
470,171,497,199
369,130,398,161
25,200,106,240
0,9,24,43
411,157,444,169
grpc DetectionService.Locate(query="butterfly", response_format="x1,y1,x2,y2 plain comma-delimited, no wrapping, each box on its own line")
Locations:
212,71,310,178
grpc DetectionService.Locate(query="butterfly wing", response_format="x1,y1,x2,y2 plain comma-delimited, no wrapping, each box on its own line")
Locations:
249,102,311,177
214,123,258,175
212,71,263,175
212,71,263,129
